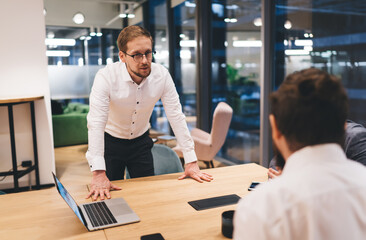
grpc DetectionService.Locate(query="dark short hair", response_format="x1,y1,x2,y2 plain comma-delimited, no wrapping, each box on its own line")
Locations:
117,25,153,52
270,68,348,151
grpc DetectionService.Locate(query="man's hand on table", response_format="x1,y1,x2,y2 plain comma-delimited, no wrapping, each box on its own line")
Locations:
178,161,213,182
86,170,122,201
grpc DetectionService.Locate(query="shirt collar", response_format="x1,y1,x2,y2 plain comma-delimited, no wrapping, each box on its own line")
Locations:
282,143,346,174
120,62,133,82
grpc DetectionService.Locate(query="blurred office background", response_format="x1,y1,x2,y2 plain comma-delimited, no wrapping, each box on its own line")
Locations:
44,0,366,167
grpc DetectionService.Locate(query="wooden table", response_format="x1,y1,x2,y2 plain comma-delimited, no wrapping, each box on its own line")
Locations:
0,164,267,240
0,184,106,240
103,163,268,240
0,96,44,191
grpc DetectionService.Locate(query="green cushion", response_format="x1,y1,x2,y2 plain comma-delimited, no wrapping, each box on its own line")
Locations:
52,112,88,147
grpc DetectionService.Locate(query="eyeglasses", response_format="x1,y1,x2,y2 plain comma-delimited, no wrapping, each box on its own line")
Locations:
123,51,155,63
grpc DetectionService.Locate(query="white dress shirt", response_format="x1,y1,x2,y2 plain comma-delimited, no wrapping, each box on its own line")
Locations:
86,61,197,171
234,143,366,240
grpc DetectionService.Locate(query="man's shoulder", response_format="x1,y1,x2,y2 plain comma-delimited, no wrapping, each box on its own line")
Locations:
98,61,123,74
151,62,169,73
149,63,170,80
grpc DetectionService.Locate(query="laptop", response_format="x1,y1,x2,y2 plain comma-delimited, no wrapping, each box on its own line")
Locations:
52,172,140,231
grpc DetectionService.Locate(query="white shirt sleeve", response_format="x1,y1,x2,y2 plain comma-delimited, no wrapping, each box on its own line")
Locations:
85,71,110,171
160,70,197,164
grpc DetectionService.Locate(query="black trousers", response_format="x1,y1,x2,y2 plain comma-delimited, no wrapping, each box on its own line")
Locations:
104,131,154,180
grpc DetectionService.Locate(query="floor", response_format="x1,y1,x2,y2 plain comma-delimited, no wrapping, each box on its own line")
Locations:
54,144,227,186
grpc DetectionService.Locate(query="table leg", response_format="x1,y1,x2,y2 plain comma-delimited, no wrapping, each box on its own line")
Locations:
30,102,40,189
8,105,19,191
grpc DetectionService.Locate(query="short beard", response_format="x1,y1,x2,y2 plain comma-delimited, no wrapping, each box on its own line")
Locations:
131,68,151,78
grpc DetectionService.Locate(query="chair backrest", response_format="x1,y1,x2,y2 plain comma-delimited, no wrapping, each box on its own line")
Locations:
151,144,184,175
126,144,183,179
210,102,233,151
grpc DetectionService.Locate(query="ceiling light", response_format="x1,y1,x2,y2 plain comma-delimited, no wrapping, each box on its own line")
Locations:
96,27,102,37
43,8,47,16
90,26,96,36
73,12,85,24
46,50,71,57
253,17,262,27
45,38,76,46
126,3,135,18
233,40,262,47
284,20,292,29
180,40,196,47
285,49,309,56
47,31,55,39
294,39,313,46
119,3,127,18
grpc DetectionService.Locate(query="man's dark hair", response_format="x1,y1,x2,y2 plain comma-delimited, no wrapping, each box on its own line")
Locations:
270,68,348,152
117,25,153,53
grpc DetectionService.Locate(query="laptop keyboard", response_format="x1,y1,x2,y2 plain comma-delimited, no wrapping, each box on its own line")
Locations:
83,201,117,227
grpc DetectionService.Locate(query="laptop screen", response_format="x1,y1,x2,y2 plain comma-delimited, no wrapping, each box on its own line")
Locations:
53,173,86,226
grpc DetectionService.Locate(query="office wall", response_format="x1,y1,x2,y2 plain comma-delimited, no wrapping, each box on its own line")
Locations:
0,0,55,189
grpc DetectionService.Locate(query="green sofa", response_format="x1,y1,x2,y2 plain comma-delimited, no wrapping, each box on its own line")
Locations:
52,102,89,147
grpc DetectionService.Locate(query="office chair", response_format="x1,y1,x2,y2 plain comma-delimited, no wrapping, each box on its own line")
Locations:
174,102,233,168
126,143,184,179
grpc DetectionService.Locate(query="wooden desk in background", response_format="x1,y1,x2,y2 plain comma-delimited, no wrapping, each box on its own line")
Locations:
103,163,268,240
0,96,44,191
0,184,105,240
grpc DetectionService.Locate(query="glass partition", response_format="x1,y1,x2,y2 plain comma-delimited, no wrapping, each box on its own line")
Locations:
46,26,120,104
211,0,262,164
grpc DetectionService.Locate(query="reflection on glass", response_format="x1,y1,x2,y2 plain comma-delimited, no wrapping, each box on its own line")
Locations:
45,26,120,103
274,0,366,126
174,1,197,131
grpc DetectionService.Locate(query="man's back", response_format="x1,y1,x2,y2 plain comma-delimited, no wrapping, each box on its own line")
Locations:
234,144,366,240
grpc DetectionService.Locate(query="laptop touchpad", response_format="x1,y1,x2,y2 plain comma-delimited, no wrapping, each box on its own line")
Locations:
109,203,134,216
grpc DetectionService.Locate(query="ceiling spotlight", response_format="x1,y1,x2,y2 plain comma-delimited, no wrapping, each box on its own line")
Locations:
90,26,96,37
96,27,103,37
119,3,127,18
43,8,47,16
284,20,292,29
126,3,135,18
47,31,55,39
253,17,262,27
73,12,85,24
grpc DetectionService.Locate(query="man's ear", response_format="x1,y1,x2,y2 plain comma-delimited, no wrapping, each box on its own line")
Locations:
269,114,282,141
119,51,126,63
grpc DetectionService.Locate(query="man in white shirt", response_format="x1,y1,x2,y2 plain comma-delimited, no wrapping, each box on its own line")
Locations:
86,26,213,201
233,68,366,239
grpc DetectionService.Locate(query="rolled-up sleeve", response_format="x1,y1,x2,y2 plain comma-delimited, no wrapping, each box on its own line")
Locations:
160,70,197,164
86,71,110,171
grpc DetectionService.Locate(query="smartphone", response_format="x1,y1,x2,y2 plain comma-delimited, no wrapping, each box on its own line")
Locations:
248,181,263,191
141,233,165,240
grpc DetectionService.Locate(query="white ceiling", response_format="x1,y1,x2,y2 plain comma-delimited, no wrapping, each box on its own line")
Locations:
44,0,145,29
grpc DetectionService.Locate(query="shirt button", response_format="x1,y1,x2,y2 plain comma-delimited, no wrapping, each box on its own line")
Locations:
132,122,135,124
137,102,139,104
135,112,137,114
131,133,133,135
